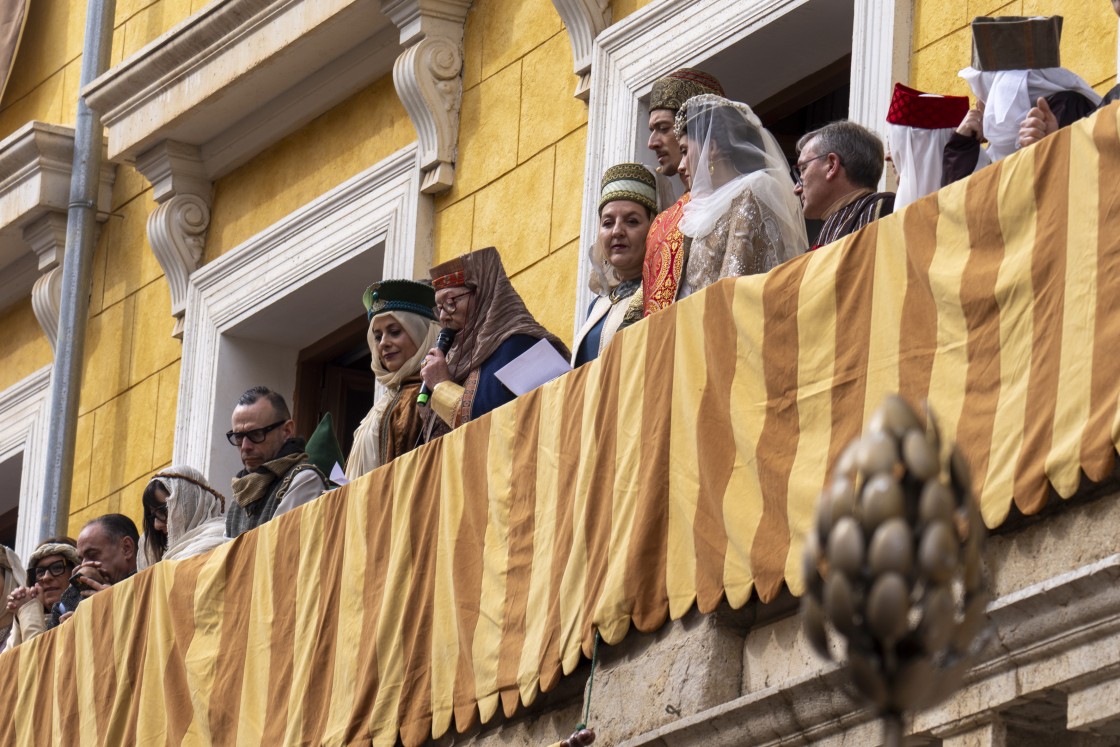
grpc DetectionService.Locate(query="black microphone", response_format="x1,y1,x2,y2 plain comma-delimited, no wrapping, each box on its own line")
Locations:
417,328,457,406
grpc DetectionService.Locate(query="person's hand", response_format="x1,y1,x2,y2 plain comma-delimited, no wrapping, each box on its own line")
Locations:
59,610,74,624
1019,97,1058,148
420,347,451,390
71,561,110,598
956,102,985,141
6,586,37,612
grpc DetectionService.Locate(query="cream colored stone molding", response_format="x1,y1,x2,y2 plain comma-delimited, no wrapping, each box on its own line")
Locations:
0,366,52,561
575,0,910,333
382,0,471,194
84,0,400,179
614,554,1120,746
550,0,611,100
174,143,428,486
0,122,114,344
849,0,911,184
137,142,212,339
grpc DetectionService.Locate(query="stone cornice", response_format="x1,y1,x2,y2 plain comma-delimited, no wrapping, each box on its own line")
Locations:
382,0,471,194
550,0,610,100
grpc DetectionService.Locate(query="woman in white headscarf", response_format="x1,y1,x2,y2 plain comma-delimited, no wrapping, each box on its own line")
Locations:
345,280,440,480
138,466,228,569
0,545,25,652
673,94,806,297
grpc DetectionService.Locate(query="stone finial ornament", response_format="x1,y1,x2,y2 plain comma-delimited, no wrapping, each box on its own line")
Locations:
800,395,990,745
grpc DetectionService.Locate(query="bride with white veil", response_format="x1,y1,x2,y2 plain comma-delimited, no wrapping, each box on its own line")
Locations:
674,94,806,296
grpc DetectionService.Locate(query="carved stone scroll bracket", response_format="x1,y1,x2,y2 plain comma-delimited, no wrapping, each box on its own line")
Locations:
136,141,213,339
383,0,471,195
551,0,610,100
23,212,69,350
147,194,211,339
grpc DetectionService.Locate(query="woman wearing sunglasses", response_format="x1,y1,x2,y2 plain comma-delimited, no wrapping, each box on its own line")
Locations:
138,466,229,569
3,538,78,650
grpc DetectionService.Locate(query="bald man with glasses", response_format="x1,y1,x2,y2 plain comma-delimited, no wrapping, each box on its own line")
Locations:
225,386,328,538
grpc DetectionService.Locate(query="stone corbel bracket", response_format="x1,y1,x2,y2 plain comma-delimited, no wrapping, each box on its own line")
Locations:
382,0,472,194
551,0,610,100
136,141,212,339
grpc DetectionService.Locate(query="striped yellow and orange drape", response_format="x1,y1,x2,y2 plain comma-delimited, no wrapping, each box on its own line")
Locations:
3,105,1120,746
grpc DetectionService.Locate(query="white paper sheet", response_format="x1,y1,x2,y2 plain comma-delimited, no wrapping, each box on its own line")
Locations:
329,462,349,486
494,338,572,396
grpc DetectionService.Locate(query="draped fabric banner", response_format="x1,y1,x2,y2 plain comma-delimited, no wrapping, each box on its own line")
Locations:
0,0,28,103
2,105,1119,746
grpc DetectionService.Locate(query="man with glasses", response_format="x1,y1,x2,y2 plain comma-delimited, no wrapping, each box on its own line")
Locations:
4,539,78,649
225,386,328,538
794,120,894,249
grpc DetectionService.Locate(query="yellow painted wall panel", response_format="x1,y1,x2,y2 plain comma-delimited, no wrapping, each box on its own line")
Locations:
477,0,562,81
66,496,112,538
101,193,164,311
610,0,651,22
110,164,153,212
0,1,84,105
910,32,974,99
549,126,588,254
152,361,181,469
78,297,136,416
514,240,578,348
128,281,182,386
433,195,475,265
205,74,413,261
462,8,484,91
518,32,587,162
87,376,160,501
913,0,970,49
115,469,159,527
119,0,196,62
0,300,50,394
471,149,554,277
69,413,97,513
0,71,66,139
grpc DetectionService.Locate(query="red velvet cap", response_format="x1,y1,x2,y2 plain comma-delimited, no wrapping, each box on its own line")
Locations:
885,83,970,130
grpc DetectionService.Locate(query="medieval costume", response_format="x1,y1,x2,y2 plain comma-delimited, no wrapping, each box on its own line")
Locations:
3,541,77,650
227,438,328,538
641,68,725,317
942,16,1101,186
346,279,440,479
886,83,970,209
573,163,657,366
137,467,228,569
0,546,24,653
813,190,896,249
426,247,569,431
674,95,805,295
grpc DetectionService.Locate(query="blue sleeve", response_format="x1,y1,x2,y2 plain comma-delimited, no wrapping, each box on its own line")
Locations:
471,334,540,420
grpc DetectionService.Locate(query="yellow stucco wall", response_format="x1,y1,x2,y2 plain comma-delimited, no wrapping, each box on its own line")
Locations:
912,0,1119,98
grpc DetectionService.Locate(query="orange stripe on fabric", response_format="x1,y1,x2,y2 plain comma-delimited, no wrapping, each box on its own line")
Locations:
898,198,941,406
692,281,736,612
258,515,302,743
496,393,541,717
1014,126,1071,514
826,226,880,471
208,530,259,738
53,623,79,744
342,465,397,743
539,368,586,692
89,581,117,743
451,415,491,732
624,307,675,632
0,644,17,744
299,492,348,745
397,444,444,746
580,336,621,647
121,572,155,746
30,626,56,745
164,556,203,746
1082,108,1120,480
751,258,810,602
955,162,1007,499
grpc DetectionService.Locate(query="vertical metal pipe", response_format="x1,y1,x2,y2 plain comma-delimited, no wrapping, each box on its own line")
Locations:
40,0,116,539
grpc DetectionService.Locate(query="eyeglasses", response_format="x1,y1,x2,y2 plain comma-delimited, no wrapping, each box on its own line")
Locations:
32,560,70,580
435,290,472,315
793,153,830,186
152,504,169,521
226,419,286,446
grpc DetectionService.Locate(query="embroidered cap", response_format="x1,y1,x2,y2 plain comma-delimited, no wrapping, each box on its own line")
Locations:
649,68,725,113
362,279,437,321
598,162,658,215
970,16,1063,72
886,83,970,130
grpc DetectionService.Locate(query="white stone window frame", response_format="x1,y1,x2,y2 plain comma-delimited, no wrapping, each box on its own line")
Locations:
0,366,51,560
574,0,911,328
173,143,429,487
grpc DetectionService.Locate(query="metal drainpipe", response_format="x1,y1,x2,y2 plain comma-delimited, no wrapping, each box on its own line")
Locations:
40,0,117,540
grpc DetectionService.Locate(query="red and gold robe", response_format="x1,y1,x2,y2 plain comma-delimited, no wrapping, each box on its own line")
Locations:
641,193,691,317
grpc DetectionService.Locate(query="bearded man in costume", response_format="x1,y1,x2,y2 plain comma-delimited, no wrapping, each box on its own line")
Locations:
639,68,725,318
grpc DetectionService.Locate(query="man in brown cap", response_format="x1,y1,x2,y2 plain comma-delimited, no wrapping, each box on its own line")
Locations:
639,68,724,318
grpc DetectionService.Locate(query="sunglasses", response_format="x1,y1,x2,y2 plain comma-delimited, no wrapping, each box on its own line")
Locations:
226,419,286,446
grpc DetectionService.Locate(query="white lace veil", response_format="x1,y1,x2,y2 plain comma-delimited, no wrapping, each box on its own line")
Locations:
675,94,806,252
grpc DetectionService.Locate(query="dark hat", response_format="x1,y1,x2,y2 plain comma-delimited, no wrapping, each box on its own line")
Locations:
971,16,1063,71
649,68,725,113
304,412,345,485
362,279,436,321
886,83,970,130
599,162,658,214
